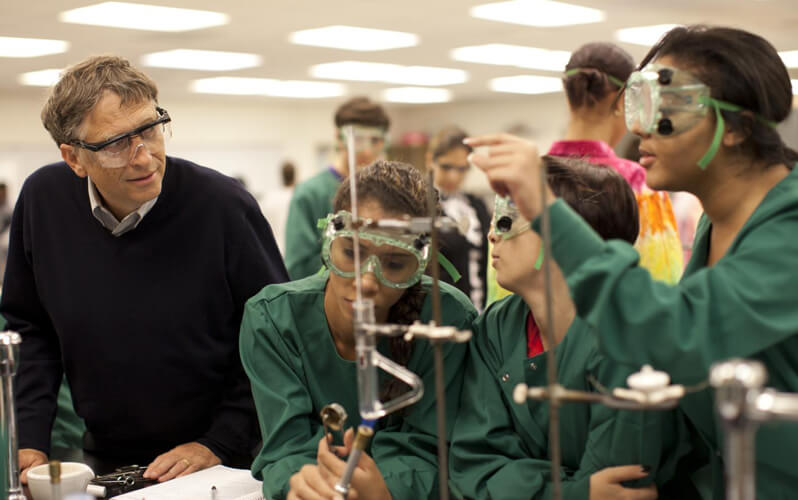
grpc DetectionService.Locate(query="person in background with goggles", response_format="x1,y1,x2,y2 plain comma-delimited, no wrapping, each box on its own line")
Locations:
551,42,684,285
426,126,491,311
467,25,798,499
285,96,390,280
1,55,288,484
240,160,476,500
451,156,693,500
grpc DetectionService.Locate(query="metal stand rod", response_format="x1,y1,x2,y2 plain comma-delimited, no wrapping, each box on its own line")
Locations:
725,424,756,500
334,425,374,499
1,332,26,500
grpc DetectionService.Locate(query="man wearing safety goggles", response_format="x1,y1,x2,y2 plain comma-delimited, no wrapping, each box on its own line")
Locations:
285,97,391,280
1,55,288,485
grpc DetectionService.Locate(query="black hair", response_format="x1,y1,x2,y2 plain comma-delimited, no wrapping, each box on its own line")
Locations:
564,42,635,109
545,156,639,244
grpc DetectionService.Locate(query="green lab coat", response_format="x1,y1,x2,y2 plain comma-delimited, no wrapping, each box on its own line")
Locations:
450,294,691,500
284,169,340,280
539,166,798,499
240,272,477,500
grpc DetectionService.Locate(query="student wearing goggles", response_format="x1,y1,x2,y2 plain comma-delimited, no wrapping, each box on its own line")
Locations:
320,210,430,289
240,160,476,500
466,25,798,499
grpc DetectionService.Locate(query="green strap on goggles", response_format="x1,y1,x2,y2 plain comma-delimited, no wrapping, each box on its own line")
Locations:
696,97,778,170
564,68,626,89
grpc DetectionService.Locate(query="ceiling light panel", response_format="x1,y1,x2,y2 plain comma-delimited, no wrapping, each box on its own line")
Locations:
191,77,346,98
779,50,798,68
311,61,467,86
18,69,63,86
614,24,681,46
489,75,563,95
470,0,605,27
0,37,69,58
290,25,419,51
382,87,452,104
59,2,229,32
451,44,570,72
142,50,261,71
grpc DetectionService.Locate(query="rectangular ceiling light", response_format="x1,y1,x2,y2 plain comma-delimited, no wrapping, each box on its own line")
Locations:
190,77,346,98
615,24,681,46
779,50,798,68
451,44,570,72
0,37,69,58
142,50,261,71
18,68,63,86
470,0,605,27
311,61,467,86
290,25,419,51
59,2,229,32
382,87,452,104
490,75,563,95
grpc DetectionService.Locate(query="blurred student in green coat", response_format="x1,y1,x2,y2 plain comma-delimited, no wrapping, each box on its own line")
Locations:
468,25,798,500
241,160,477,500
284,97,390,280
451,157,691,500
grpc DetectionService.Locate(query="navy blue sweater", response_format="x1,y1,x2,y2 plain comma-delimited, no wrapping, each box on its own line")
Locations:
1,156,288,463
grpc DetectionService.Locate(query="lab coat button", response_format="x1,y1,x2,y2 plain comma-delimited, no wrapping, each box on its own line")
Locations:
501,373,510,382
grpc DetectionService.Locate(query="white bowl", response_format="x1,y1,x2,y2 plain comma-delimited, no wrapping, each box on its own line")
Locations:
27,462,95,500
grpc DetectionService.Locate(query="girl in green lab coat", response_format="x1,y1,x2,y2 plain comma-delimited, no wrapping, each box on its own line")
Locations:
450,157,690,500
240,160,477,500
467,25,798,500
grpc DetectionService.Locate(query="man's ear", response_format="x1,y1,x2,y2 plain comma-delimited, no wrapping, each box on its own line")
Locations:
60,144,88,178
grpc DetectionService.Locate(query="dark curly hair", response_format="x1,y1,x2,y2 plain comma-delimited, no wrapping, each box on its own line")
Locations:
333,160,440,403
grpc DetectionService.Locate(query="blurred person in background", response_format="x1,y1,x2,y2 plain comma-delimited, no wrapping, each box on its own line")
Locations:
260,160,296,256
285,97,390,279
550,41,683,284
426,126,491,311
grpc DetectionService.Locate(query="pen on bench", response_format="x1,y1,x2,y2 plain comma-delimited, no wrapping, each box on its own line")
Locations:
211,485,218,500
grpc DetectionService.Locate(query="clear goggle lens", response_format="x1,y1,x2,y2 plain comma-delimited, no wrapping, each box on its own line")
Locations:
95,122,172,168
491,196,530,240
624,64,710,137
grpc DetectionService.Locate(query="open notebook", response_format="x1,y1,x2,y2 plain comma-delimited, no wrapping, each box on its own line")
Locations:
112,465,263,500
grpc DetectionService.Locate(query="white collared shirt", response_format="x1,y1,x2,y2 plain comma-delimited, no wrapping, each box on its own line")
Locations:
87,179,158,237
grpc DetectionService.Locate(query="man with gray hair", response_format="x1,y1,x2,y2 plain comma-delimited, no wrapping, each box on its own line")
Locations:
1,55,287,483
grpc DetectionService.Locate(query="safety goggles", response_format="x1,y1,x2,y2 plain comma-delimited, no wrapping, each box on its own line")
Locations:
491,196,543,269
319,211,430,289
72,107,172,168
624,64,775,169
338,125,387,153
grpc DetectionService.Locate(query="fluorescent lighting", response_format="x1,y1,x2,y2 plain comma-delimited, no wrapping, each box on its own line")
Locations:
780,50,798,68
290,25,418,51
311,61,466,86
382,87,452,104
18,68,63,86
190,77,346,98
489,75,563,95
59,2,229,32
470,0,605,27
451,44,570,72
142,50,261,71
615,24,681,46
0,37,69,58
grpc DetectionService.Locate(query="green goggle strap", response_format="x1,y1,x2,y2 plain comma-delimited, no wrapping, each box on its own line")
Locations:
564,68,625,89
534,247,544,270
696,97,778,170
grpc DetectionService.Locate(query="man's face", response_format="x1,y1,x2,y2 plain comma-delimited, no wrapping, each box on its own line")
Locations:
60,91,167,219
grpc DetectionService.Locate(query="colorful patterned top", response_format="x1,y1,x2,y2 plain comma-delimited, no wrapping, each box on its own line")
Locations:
548,140,683,284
